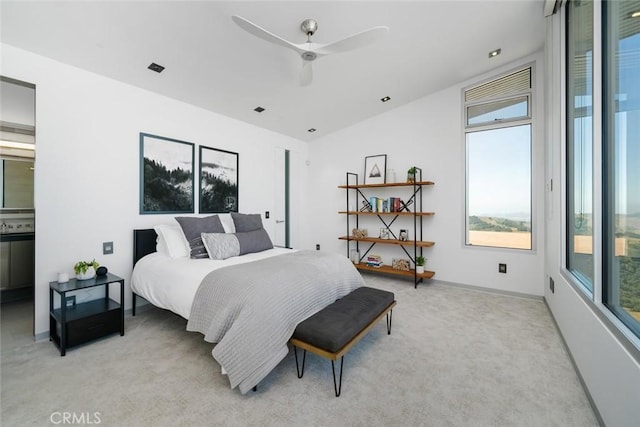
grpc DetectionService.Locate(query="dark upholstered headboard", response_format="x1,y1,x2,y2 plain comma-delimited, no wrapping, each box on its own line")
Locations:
133,229,158,265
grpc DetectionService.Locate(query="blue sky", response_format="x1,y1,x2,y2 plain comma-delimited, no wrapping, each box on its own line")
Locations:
467,124,531,219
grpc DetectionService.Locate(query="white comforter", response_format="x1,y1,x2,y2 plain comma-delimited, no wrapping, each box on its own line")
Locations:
130,247,294,319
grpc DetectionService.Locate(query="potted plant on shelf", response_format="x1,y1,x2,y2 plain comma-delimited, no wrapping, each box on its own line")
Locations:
415,256,425,274
74,259,99,280
407,167,417,183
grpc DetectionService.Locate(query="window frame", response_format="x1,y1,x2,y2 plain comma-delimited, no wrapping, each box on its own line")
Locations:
463,64,535,251
561,0,640,348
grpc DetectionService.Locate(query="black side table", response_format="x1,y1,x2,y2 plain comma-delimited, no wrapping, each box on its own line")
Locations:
49,272,124,356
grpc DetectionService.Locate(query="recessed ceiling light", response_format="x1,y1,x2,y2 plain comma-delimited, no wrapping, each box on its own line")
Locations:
148,63,165,73
308,128,317,133
631,11,640,18
488,49,501,58
254,106,265,113
381,96,391,102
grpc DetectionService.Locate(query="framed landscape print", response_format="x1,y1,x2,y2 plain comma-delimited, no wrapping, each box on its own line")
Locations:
199,146,239,213
364,154,387,185
139,133,194,214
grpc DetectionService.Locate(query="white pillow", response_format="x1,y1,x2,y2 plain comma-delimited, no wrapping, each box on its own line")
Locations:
218,213,236,233
154,224,190,258
155,235,170,256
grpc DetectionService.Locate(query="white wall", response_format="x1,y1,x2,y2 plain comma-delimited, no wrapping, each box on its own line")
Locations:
307,53,546,297
542,13,640,426
0,44,309,337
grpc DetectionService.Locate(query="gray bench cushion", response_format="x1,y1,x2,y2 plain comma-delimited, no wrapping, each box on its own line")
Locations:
292,287,395,353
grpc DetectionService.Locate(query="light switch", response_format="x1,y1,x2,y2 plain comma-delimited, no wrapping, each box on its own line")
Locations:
103,241,114,255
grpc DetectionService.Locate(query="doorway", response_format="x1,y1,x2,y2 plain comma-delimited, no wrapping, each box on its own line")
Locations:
274,148,290,248
0,76,36,342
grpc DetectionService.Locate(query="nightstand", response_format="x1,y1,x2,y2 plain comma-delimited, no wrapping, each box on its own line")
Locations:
49,273,124,356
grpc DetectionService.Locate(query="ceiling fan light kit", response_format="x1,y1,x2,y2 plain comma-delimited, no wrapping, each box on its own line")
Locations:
232,15,389,86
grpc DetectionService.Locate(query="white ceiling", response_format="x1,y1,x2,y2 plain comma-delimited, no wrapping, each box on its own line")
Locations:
0,1,546,141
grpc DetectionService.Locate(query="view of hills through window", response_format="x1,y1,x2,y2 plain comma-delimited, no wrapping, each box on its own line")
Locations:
467,124,532,250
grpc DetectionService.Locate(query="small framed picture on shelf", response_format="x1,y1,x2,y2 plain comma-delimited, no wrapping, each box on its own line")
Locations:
379,228,390,239
364,154,387,185
399,229,409,241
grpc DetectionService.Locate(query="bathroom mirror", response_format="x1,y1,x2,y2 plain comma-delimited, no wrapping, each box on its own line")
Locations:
0,158,34,209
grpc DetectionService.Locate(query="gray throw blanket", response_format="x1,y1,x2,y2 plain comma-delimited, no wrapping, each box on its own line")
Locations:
186,250,364,394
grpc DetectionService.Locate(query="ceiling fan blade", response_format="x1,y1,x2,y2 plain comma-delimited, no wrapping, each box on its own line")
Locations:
232,15,304,55
316,26,389,55
300,60,313,86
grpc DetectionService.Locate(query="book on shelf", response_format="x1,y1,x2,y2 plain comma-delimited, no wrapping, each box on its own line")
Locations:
365,254,383,268
369,196,378,212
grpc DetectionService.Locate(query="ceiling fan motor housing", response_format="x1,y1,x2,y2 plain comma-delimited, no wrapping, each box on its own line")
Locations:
301,19,318,36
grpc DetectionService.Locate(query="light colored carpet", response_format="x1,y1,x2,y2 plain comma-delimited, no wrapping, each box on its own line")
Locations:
1,275,598,427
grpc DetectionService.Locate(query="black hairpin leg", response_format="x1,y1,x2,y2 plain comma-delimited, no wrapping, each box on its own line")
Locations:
332,357,344,397
294,346,306,378
386,310,393,334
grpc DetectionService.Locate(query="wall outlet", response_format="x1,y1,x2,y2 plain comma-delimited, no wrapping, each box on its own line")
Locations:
265,211,270,219
103,241,114,255
550,277,555,293
316,244,320,250
498,263,507,274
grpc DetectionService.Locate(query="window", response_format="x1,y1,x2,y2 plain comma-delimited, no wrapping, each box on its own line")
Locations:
565,0,640,339
464,67,533,250
603,0,640,336
566,0,594,293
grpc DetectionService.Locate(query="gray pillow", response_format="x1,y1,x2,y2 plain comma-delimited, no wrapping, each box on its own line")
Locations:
231,213,264,232
175,215,225,259
236,228,273,255
201,228,273,260
201,232,240,260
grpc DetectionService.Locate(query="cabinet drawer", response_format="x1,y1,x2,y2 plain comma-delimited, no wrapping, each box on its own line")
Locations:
66,309,120,347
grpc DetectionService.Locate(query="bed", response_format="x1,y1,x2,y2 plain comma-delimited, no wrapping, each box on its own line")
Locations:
131,219,364,394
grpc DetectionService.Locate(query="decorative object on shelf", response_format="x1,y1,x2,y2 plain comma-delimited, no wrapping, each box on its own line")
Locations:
350,249,360,264
365,254,383,268
407,166,417,183
415,256,425,274
364,154,387,185
399,229,409,241
392,258,410,271
352,228,368,238
96,266,108,276
140,132,194,214
360,200,373,212
199,145,239,213
379,228,390,239
74,259,99,280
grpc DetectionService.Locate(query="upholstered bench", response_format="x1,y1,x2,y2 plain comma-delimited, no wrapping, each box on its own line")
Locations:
290,286,396,396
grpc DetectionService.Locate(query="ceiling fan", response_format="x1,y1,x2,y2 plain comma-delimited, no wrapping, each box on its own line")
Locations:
232,15,389,86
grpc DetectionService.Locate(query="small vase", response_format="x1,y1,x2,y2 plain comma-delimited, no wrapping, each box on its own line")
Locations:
77,266,96,280
416,265,424,274
407,173,415,183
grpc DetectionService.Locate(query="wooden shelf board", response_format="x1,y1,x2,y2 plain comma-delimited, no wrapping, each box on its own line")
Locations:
339,236,435,247
338,211,435,216
354,263,435,279
338,181,434,189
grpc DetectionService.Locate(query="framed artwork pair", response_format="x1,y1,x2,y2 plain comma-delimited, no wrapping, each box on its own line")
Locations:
139,133,238,214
